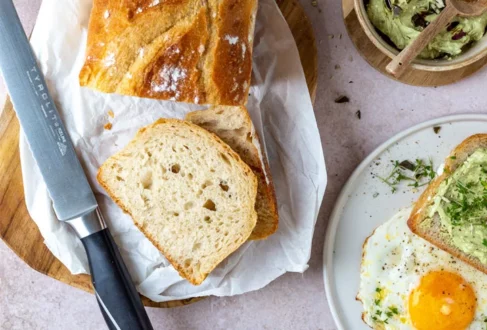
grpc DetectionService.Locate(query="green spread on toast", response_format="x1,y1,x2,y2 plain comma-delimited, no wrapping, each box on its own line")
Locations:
366,0,487,59
429,149,487,264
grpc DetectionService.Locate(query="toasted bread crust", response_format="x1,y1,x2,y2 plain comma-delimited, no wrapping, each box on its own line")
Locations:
249,144,279,239
97,118,258,285
408,134,487,275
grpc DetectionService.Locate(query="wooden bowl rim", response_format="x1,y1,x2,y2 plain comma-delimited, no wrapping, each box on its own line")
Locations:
353,0,487,72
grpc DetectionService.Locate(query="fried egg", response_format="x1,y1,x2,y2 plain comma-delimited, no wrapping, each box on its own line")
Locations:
358,208,487,330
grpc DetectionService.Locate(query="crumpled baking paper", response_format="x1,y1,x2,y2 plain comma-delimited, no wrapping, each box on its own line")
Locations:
19,0,327,302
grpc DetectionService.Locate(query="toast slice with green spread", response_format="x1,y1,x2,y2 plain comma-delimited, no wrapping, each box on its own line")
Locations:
408,134,487,274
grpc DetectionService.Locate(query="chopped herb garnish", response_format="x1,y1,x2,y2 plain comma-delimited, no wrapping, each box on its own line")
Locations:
376,159,436,193
373,192,379,198
443,174,487,226
433,126,441,134
450,156,457,160
483,239,487,247
388,306,399,315
374,299,381,306
376,287,382,293
399,160,416,171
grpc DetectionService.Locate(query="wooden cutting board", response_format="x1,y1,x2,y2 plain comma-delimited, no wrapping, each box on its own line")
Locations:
0,0,318,308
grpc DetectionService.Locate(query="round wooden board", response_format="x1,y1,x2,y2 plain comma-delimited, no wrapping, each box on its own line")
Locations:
342,0,487,86
0,0,317,309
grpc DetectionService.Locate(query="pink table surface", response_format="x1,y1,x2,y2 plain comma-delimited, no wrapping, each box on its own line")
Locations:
2,0,487,329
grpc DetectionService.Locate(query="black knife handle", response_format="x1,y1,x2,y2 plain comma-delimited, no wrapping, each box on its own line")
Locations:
81,229,153,330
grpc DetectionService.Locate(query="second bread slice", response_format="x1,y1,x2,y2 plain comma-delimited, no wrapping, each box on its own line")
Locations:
97,118,258,285
186,106,279,240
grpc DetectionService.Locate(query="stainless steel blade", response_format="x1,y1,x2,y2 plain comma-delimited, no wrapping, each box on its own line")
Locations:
0,0,98,220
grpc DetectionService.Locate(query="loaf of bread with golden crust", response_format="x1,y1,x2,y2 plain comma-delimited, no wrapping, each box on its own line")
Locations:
79,0,257,106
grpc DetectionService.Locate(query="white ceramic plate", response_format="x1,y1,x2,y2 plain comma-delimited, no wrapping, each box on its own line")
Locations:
323,114,487,330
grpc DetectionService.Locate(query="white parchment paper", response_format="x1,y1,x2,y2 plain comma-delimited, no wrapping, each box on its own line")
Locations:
19,0,327,302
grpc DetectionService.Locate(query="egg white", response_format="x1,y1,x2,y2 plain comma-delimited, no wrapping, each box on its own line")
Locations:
358,208,487,329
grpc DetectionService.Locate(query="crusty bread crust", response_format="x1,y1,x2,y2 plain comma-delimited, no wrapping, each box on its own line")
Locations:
97,118,258,285
79,0,257,106
254,144,279,238
408,134,487,275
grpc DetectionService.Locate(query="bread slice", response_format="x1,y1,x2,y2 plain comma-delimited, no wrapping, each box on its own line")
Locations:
408,134,487,274
97,118,258,285
185,106,278,240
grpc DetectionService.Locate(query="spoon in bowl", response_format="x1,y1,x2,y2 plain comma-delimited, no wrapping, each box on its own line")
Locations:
386,0,487,78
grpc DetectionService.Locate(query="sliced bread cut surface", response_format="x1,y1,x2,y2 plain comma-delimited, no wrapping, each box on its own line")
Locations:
408,134,487,274
186,105,278,240
98,118,258,285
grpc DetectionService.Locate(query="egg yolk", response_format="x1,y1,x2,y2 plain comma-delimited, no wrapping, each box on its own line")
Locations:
408,270,476,330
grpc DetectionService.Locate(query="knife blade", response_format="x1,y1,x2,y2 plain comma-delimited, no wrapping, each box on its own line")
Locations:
0,4,96,221
0,1,153,329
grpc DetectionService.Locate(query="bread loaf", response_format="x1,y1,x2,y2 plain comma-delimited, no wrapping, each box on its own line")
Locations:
186,106,278,239
97,118,258,284
79,0,257,106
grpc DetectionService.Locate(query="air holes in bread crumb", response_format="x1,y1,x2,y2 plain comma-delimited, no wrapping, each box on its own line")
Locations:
184,202,194,210
173,212,179,217
203,199,216,211
204,216,212,223
192,243,201,252
140,170,152,189
220,182,229,191
188,173,193,180
116,176,125,182
171,164,180,173
184,259,192,267
246,132,252,143
202,180,212,189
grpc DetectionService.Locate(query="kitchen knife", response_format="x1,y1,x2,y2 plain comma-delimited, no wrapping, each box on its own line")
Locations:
0,1,153,329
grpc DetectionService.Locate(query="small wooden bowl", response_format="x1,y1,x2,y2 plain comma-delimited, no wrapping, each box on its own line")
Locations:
354,0,487,72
